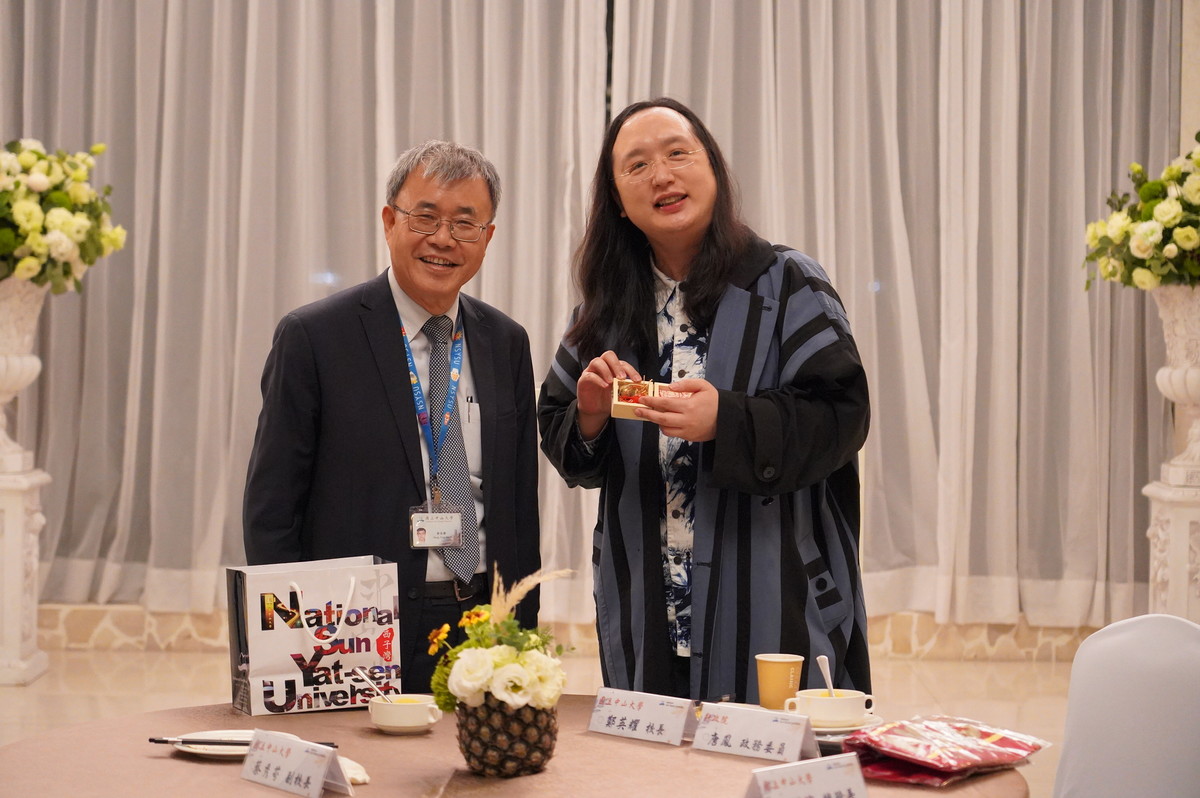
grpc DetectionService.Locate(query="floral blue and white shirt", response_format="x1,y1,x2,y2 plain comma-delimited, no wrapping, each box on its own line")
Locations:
653,266,707,657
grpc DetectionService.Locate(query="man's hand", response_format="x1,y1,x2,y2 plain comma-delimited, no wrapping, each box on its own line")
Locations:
636,378,718,442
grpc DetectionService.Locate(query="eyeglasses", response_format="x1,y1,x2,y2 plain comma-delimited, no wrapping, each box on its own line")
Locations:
617,148,705,184
391,206,489,243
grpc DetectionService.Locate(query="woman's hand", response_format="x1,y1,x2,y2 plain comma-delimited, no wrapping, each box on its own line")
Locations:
577,350,638,440
636,378,718,442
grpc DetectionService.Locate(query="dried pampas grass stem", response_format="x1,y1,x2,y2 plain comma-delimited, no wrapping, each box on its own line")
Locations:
490,565,573,622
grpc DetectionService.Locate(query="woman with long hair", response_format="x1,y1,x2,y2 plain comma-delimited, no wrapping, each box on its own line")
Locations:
539,98,871,702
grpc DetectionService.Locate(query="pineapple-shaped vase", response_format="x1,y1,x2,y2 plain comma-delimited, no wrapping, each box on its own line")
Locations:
455,692,558,777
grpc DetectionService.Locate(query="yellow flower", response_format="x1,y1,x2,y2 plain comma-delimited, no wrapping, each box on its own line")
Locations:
46,161,65,187
67,182,93,205
100,224,127,256
1106,211,1132,244
427,623,450,655
1183,174,1200,206
1098,256,1121,281
44,206,74,234
1153,198,1183,228
17,149,39,170
1173,226,1199,251
23,230,49,258
1131,267,1161,290
89,142,107,155
458,608,490,628
11,199,44,234
13,256,41,280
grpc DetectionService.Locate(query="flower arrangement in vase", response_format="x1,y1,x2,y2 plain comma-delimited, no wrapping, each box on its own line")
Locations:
1083,132,1200,487
1083,131,1200,290
1,138,126,293
428,566,571,778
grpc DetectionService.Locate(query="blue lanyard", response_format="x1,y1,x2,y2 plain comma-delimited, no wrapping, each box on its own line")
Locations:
399,315,465,488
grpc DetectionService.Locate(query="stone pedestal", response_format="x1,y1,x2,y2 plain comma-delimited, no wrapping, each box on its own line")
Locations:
1144,286,1200,622
1143,476,1200,621
0,469,51,684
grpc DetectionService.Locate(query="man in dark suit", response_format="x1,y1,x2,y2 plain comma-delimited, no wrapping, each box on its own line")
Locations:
243,140,540,693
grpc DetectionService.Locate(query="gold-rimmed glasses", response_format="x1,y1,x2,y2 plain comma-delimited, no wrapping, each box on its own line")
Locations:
391,206,489,243
617,148,705,184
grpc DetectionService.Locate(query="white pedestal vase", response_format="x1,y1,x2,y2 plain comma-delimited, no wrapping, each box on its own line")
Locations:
1142,284,1200,621
0,278,52,684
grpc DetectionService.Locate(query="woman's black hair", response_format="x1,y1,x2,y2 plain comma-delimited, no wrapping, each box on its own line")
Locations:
566,97,753,363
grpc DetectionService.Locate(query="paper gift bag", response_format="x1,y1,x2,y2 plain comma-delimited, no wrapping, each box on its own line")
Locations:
227,556,401,716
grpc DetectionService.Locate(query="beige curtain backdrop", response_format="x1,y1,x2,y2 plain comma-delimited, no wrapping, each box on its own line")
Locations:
1,0,1180,630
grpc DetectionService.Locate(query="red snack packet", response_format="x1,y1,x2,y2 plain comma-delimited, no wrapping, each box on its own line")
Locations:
843,716,1048,786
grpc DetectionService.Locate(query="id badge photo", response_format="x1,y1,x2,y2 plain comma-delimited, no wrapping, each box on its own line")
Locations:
410,504,463,548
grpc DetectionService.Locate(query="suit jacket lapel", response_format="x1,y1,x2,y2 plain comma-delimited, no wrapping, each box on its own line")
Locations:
359,271,427,497
460,295,497,521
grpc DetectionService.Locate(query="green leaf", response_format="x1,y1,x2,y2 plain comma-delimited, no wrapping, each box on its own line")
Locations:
44,190,72,209
1105,191,1130,213
79,236,101,265
0,227,15,256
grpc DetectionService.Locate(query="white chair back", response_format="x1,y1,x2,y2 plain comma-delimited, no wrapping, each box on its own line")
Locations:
1053,613,1200,798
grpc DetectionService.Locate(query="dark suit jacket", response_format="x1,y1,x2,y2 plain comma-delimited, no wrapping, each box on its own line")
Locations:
243,271,541,673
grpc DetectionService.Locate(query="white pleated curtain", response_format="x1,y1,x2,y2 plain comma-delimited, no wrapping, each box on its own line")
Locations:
2,0,608,618
1,0,1179,629
609,0,1176,628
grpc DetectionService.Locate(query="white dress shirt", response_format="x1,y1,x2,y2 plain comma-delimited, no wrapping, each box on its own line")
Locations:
387,268,486,581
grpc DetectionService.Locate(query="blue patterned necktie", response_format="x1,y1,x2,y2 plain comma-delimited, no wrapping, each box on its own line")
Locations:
422,315,479,583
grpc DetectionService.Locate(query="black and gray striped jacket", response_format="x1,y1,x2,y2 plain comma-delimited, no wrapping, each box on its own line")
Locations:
539,236,871,703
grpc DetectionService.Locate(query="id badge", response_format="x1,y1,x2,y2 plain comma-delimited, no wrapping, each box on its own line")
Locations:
410,504,463,548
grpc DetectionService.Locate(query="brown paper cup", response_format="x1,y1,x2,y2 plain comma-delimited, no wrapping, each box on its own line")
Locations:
755,653,804,709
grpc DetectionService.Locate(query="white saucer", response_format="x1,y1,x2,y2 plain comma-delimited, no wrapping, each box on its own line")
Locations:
809,714,883,734
172,729,299,759
373,723,434,736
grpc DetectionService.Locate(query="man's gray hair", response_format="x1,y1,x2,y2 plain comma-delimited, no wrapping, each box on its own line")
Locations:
384,140,502,220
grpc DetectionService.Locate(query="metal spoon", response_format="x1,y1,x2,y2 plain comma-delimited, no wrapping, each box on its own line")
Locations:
352,666,397,702
816,654,836,698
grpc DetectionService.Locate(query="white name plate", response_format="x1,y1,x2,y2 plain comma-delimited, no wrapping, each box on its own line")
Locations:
745,752,866,798
692,702,818,762
588,687,696,745
240,729,352,797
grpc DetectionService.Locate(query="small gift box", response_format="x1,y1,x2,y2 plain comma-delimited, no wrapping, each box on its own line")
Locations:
610,380,691,419
611,378,655,419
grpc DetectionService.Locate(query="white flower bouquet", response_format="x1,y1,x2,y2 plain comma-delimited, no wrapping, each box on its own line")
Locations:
1084,131,1200,290
427,568,571,713
0,138,126,293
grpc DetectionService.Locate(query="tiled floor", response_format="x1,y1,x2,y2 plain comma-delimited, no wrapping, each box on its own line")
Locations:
0,651,1067,796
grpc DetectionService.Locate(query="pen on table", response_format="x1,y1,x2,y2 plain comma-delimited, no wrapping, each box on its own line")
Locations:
149,737,338,748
